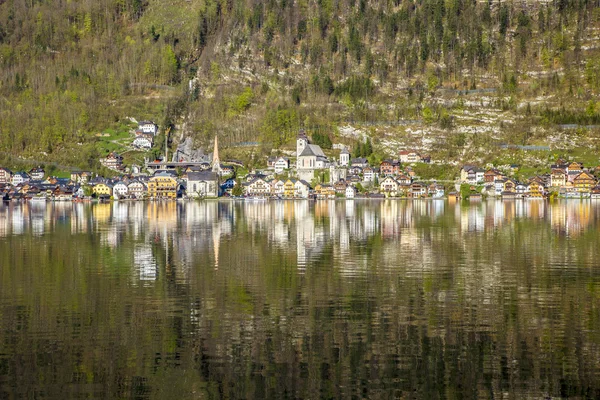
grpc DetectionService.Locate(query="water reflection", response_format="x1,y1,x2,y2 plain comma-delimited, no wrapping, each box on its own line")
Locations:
0,200,600,398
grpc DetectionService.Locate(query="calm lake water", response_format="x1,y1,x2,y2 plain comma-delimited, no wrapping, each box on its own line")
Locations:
1,200,600,399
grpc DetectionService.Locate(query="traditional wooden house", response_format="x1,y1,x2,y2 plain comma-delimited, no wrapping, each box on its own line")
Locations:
283,179,297,198
573,171,596,194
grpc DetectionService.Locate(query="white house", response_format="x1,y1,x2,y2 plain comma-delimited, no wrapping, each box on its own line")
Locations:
345,185,357,199
274,157,290,174
271,180,285,197
186,171,219,198
127,181,147,199
380,176,399,196
113,182,129,199
363,167,377,182
11,172,30,186
29,167,45,180
399,151,422,163
294,180,311,199
138,121,158,135
246,178,271,196
133,136,153,149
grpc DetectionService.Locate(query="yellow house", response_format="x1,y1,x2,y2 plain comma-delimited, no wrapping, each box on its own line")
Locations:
314,184,335,199
283,179,296,198
527,181,545,198
503,180,516,193
573,171,596,193
93,183,113,197
148,172,178,199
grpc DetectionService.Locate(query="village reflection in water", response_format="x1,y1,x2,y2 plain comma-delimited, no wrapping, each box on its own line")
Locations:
1,200,600,398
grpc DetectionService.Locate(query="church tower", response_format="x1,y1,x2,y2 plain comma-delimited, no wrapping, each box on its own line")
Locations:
212,135,221,174
296,131,308,156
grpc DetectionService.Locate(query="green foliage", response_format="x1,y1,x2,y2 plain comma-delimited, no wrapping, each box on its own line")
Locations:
261,105,299,147
232,181,244,197
228,87,255,116
311,132,332,149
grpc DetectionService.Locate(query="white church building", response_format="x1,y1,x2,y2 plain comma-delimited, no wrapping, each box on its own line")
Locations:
296,132,330,182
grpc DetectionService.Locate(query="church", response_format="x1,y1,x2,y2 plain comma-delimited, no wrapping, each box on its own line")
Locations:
296,132,330,181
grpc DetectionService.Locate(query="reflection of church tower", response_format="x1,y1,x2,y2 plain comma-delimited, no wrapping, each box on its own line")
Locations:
212,135,221,174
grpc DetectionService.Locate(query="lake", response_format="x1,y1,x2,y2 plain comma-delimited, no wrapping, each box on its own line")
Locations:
0,200,599,399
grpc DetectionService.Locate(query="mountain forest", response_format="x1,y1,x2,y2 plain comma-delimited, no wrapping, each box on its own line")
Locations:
1,0,600,175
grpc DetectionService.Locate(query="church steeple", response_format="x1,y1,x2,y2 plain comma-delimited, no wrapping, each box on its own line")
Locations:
212,135,221,174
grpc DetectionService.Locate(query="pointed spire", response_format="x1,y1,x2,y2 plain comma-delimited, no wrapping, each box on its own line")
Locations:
212,135,221,174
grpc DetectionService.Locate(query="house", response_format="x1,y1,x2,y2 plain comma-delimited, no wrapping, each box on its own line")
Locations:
283,179,297,198
93,183,113,197
274,157,290,174
484,169,504,183
503,179,517,193
271,179,285,197
0,168,13,184
147,172,178,199
333,180,348,194
294,180,311,199
379,176,399,196
221,178,236,194
409,182,427,198
399,151,422,164
267,156,277,168
591,186,600,199
113,182,129,199
315,184,335,199
550,169,566,187
29,167,45,180
339,147,350,166
566,162,583,174
138,121,158,135
460,165,477,182
363,167,377,182
350,158,369,168
527,181,545,198
100,152,124,171
428,184,445,198
186,171,219,198
349,166,363,175
516,183,528,198
573,171,596,193
219,164,235,177
127,181,147,199
71,171,93,183
11,172,30,186
380,160,400,176
133,135,153,149
245,178,271,197
345,185,357,198
396,174,411,185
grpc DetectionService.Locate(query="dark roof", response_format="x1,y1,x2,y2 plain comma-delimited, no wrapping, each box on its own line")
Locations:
187,171,218,181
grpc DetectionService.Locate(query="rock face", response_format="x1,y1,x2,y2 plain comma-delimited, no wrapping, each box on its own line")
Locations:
172,137,212,163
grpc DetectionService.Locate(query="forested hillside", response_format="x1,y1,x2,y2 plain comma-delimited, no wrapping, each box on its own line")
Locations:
1,0,600,172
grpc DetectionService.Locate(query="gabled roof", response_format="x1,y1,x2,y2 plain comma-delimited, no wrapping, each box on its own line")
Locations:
187,171,218,181
299,144,325,157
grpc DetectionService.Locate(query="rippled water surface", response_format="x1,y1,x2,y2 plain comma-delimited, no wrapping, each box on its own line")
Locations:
1,200,600,399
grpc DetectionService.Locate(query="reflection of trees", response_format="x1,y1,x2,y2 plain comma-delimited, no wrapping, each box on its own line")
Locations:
0,201,599,398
